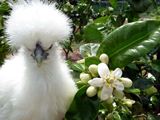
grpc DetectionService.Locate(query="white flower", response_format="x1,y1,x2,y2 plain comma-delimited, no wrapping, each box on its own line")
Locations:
88,63,124,101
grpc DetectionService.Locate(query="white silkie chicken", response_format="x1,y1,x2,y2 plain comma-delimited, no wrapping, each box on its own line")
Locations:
0,0,77,120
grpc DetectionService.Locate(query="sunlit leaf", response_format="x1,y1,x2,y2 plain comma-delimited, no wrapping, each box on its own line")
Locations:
80,43,100,57
65,86,100,120
85,56,100,69
83,24,103,42
98,20,160,68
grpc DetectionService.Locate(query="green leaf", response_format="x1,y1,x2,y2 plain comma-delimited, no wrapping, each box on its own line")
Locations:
83,24,103,42
97,20,160,68
60,41,73,52
125,88,141,95
127,63,139,70
133,78,153,90
109,0,117,8
0,16,3,30
79,43,100,57
85,56,100,69
147,113,160,120
70,63,85,72
0,2,10,15
93,16,109,30
65,86,100,120
94,16,109,25
144,86,157,95
112,111,122,120
150,95,159,105
151,60,160,72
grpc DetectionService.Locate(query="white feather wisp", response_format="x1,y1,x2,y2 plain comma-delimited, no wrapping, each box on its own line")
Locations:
0,1,77,120
6,0,72,49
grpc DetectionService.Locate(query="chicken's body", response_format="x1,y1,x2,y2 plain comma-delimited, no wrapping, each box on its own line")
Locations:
0,0,77,120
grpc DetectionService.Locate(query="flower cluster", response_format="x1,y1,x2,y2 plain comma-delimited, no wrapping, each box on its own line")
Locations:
80,53,133,103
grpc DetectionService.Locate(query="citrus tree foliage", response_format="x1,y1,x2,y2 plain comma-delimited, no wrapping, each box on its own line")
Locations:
1,0,160,120
0,1,10,65
66,20,160,120
60,1,160,120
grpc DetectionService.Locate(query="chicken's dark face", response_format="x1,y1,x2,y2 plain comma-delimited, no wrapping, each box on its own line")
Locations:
31,42,53,66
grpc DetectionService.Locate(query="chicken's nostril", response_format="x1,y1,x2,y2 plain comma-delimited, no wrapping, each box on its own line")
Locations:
43,52,49,59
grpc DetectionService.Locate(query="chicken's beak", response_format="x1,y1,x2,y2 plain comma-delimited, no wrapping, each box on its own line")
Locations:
32,43,48,66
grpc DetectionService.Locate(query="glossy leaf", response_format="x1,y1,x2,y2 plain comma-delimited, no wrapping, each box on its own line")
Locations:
65,86,100,120
94,16,109,25
80,43,100,57
109,0,117,8
151,60,160,72
85,56,100,69
94,16,109,30
98,20,160,68
125,88,141,95
69,63,85,72
133,78,153,90
83,24,103,42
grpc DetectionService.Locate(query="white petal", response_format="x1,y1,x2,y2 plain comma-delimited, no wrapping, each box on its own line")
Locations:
113,68,122,78
98,63,110,78
88,78,104,87
101,85,113,101
120,77,132,88
113,80,124,91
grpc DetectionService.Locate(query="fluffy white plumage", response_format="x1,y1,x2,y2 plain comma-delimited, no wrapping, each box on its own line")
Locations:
0,0,77,120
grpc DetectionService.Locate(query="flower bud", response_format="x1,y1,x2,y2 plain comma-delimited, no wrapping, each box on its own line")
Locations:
80,73,91,83
113,90,124,99
123,98,135,107
99,54,109,64
77,59,85,64
120,77,132,88
86,86,97,97
88,64,98,77
108,6,114,12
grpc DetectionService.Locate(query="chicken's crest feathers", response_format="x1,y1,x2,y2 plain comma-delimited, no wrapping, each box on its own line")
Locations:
5,0,72,49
